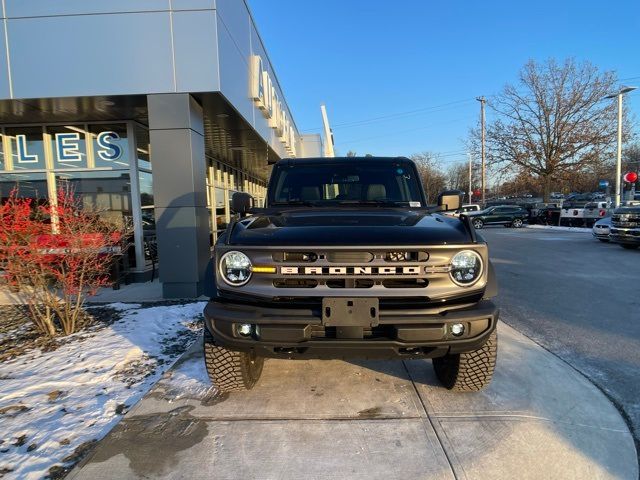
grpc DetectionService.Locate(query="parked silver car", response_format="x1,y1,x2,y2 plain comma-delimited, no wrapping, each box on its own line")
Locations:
592,216,611,242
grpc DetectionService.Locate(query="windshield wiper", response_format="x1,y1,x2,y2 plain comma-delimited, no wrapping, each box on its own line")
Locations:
336,200,409,207
270,201,318,207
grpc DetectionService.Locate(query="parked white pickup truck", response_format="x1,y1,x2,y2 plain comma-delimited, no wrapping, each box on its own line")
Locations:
560,197,610,227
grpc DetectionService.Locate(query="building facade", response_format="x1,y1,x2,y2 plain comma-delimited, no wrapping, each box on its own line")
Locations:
0,0,323,298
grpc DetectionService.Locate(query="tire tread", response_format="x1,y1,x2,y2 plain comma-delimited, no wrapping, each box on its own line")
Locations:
203,328,264,392
433,329,497,391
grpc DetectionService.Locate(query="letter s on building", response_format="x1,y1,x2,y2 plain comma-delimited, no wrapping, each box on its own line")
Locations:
96,131,123,161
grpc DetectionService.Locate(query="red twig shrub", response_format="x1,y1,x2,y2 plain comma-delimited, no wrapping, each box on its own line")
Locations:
0,187,124,336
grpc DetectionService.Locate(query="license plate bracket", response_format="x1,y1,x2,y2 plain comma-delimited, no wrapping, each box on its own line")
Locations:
322,298,379,327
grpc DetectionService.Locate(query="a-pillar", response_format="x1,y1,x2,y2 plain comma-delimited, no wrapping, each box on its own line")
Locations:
148,93,210,298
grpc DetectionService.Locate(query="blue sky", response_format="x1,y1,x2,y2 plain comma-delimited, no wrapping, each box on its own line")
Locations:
249,0,640,166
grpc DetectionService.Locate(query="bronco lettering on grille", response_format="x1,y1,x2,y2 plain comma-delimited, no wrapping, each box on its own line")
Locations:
280,266,422,275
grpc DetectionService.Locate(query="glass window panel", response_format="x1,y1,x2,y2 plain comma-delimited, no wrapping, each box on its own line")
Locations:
55,170,132,231
88,124,130,169
138,170,155,235
135,124,151,170
215,187,227,231
47,125,89,169
0,133,5,170
5,127,46,170
0,172,48,203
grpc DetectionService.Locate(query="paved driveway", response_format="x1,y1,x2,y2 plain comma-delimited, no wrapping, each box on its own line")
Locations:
70,323,637,480
480,226,640,458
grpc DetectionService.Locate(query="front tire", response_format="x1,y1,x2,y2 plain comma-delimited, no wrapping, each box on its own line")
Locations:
203,328,264,392
432,329,497,391
598,238,609,243
472,219,484,229
512,218,524,228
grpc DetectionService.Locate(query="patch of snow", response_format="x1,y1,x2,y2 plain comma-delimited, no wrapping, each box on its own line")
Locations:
0,301,206,479
526,224,593,233
162,348,215,401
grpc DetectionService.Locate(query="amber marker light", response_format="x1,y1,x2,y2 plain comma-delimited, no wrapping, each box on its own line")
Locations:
251,266,277,274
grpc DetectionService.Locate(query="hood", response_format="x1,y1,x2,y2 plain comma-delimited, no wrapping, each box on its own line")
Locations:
225,208,472,246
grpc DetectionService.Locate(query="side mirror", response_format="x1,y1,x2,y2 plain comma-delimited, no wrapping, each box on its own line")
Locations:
437,190,464,212
231,192,253,216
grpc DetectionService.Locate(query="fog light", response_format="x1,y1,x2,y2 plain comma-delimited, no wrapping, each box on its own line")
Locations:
238,324,253,337
450,323,465,337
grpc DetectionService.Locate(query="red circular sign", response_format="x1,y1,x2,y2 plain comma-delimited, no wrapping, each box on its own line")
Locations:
473,189,481,196
624,171,638,183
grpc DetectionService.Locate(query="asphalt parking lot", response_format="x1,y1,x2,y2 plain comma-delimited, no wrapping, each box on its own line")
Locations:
480,226,640,459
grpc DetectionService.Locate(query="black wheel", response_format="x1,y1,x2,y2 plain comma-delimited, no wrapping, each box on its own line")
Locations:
512,218,524,228
432,329,497,391
472,218,484,229
598,238,609,243
621,244,639,250
203,328,264,392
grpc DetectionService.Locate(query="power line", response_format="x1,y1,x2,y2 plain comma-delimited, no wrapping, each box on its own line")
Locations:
337,115,476,146
300,98,476,132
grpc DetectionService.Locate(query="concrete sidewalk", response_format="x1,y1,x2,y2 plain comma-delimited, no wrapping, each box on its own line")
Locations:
70,323,638,480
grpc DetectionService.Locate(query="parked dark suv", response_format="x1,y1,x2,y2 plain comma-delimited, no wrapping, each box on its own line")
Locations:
203,157,499,393
465,205,528,229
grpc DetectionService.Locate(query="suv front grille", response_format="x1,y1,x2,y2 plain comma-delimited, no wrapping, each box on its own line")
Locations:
612,214,640,227
275,278,427,289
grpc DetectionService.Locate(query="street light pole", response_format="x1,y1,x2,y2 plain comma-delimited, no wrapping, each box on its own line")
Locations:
476,96,487,205
606,86,637,207
468,152,473,204
615,93,623,207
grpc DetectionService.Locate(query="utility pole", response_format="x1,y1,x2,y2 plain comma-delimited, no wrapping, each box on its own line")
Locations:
320,104,335,158
468,152,473,204
605,86,636,207
476,96,486,205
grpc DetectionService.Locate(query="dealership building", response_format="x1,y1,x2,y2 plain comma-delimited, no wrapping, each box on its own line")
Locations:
0,0,323,298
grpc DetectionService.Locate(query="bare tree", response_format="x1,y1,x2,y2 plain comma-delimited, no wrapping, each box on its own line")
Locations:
624,143,640,171
469,59,624,201
410,152,447,204
446,163,469,192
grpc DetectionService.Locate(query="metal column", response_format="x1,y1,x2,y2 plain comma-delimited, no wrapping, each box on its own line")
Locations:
148,93,210,298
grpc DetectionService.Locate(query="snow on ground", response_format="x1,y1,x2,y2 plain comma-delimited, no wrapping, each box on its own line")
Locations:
0,302,206,480
526,224,593,233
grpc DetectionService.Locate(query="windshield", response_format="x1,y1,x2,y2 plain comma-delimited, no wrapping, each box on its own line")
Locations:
268,161,424,207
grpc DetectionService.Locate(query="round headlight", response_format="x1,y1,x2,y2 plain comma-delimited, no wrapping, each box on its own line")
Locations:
450,250,483,286
219,251,252,286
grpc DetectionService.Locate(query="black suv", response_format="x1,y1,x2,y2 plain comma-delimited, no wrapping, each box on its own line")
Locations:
465,205,528,229
610,205,640,249
203,157,499,393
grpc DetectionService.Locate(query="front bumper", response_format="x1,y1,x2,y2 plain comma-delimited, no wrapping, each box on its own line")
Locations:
204,299,499,359
609,227,640,245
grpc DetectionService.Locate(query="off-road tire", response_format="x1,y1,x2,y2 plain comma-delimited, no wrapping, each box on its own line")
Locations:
472,219,484,229
203,328,264,392
432,329,497,391
511,218,524,228
621,244,639,250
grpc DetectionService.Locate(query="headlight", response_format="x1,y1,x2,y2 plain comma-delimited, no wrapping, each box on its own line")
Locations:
219,251,252,286
450,250,483,286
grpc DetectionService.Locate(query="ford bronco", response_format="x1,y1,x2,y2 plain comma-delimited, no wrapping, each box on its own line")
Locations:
203,157,499,392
